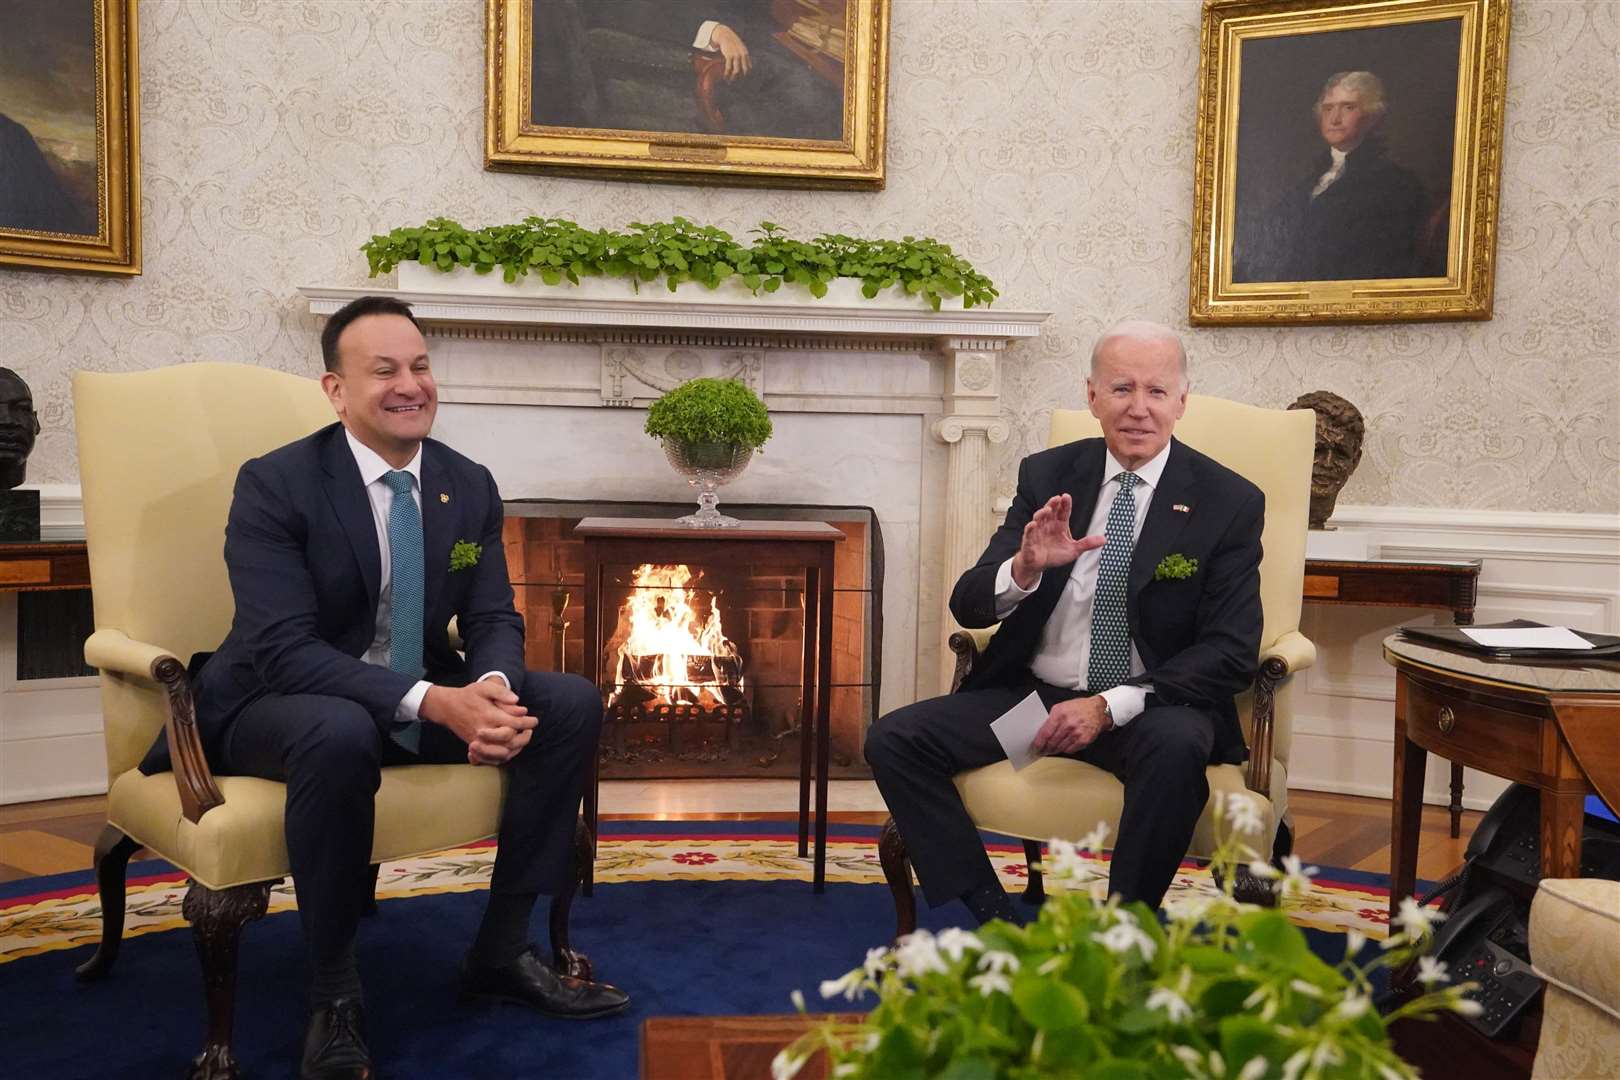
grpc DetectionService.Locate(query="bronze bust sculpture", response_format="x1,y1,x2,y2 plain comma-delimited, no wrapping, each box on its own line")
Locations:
1288,390,1364,529
0,367,42,541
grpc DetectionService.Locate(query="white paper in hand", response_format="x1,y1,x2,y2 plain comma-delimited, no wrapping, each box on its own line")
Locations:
991,690,1049,771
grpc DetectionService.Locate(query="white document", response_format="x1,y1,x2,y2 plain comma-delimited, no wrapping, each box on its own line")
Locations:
990,690,1050,771
1460,626,1594,650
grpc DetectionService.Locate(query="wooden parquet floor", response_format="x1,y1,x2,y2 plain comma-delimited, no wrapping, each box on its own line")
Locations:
0,789,1480,887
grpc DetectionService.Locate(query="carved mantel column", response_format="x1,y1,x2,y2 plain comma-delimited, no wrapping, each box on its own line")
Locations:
931,340,1010,691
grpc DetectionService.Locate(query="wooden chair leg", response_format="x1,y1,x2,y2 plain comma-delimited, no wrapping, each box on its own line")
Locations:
548,816,595,981
74,824,141,982
877,817,918,941
181,879,272,1080
1020,839,1046,906
363,863,380,916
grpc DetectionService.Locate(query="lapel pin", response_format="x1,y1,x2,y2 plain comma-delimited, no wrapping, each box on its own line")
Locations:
1172,503,1191,513
439,493,450,504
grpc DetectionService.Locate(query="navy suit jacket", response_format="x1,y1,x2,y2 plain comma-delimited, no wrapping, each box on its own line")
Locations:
143,422,524,772
949,437,1263,766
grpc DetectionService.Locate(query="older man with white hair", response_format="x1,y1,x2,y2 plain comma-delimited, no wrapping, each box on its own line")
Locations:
865,321,1265,923
1236,69,1431,282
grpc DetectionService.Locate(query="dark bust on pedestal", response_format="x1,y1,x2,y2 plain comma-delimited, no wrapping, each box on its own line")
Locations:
0,367,43,541
1288,389,1365,530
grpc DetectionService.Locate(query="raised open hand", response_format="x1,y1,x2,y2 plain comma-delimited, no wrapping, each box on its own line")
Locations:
1010,494,1107,589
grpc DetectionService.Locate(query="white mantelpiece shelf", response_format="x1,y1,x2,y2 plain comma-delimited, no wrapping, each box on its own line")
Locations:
298,284,1049,345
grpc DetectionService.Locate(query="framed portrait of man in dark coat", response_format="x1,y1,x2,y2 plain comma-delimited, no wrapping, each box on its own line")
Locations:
0,0,140,275
487,0,890,189
1189,0,1510,325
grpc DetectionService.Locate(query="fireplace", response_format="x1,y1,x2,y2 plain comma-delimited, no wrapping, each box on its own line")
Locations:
502,501,879,779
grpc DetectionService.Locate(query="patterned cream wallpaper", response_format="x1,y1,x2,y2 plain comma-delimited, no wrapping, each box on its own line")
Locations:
3,0,1615,513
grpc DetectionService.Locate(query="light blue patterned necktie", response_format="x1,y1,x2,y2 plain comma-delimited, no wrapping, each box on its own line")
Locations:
1087,472,1140,694
383,469,424,752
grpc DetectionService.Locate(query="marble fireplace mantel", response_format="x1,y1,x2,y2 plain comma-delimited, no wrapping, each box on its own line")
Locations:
299,283,1050,693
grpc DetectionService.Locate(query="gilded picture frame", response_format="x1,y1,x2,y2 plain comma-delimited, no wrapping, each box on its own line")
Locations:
486,0,888,189
0,0,141,275
1189,0,1510,325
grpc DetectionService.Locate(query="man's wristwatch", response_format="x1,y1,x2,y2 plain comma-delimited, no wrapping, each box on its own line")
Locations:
1098,696,1115,731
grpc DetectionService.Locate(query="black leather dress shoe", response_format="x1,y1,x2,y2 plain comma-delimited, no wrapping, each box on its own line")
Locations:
462,944,630,1019
300,998,373,1080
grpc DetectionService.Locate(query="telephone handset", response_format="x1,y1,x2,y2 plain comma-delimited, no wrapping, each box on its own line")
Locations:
1463,783,1541,890
1428,884,1542,1038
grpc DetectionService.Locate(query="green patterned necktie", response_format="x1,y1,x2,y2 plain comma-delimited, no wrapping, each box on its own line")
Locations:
1087,472,1140,694
383,470,424,752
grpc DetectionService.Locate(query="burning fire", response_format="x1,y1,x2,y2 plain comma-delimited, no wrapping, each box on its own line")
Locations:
608,563,744,709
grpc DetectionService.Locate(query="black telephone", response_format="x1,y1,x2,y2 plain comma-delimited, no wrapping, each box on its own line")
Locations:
1427,783,1620,1038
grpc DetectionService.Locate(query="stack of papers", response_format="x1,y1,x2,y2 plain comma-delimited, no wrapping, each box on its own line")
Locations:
1460,626,1595,651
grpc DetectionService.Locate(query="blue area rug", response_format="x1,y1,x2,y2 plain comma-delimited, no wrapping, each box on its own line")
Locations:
0,821,1405,1079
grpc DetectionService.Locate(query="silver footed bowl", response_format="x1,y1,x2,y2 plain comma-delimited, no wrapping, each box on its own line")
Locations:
662,440,752,528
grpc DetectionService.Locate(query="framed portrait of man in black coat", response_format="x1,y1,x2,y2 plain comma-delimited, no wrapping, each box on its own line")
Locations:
1189,0,1511,325
0,0,140,275
486,0,890,189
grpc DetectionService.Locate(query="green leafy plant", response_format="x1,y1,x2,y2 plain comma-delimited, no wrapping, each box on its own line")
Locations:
360,216,998,310
775,795,1479,1080
448,540,482,572
1155,553,1199,581
643,377,772,451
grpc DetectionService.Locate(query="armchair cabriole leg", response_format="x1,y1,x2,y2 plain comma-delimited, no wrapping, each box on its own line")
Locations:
1020,840,1046,906
548,816,595,981
878,817,918,940
182,880,271,1080
74,825,141,981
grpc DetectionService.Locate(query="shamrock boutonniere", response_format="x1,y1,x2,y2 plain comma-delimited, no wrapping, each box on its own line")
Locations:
1154,553,1198,581
449,539,482,572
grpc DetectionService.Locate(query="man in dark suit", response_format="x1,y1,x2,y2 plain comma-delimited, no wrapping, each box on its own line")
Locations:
865,321,1264,925
169,295,628,1078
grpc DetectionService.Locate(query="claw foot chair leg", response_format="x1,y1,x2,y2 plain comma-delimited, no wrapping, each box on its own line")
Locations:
183,880,271,1080
877,817,918,940
1020,840,1046,906
74,825,142,982
548,816,595,981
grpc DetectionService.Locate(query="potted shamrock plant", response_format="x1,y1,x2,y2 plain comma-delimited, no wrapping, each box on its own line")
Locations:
644,377,772,528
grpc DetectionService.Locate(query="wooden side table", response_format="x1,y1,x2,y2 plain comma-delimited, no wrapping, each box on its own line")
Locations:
1382,635,1620,918
576,517,844,892
1305,557,1483,835
0,541,90,593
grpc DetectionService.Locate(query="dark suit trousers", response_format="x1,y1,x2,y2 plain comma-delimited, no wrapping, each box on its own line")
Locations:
218,671,601,966
865,674,1215,910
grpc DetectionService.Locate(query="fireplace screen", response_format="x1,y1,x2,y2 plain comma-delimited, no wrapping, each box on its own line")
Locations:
502,502,879,780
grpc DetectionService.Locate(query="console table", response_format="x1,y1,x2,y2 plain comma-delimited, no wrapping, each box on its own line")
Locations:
0,541,90,593
1306,557,1483,835
1383,635,1620,918
575,517,843,892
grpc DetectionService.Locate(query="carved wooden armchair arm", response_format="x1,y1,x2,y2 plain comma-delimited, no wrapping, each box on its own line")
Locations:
85,628,224,825
1245,630,1316,796
947,627,999,693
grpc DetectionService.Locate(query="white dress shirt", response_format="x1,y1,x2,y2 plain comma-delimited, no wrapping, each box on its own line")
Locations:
991,441,1173,728
344,431,507,727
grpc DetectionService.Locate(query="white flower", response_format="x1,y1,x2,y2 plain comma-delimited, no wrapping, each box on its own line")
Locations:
1289,978,1324,998
1238,1057,1268,1080
1280,1047,1311,1080
833,1065,858,1079
860,1032,881,1052
1224,792,1265,835
1333,990,1370,1020
1247,859,1283,880
1278,854,1319,898
819,968,866,1001
1045,837,1102,882
1394,897,1443,940
1415,955,1450,988
771,1048,809,1080
1380,931,1408,951
1310,1038,1344,1070
1451,995,1485,1017
968,971,1012,997
893,930,948,977
1344,929,1367,959
1036,955,1066,976
1379,1064,1412,1080
1092,921,1158,961
1146,984,1194,1023
977,950,1021,975
862,946,890,979
935,927,985,962
1172,1045,1209,1077
1078,820,1112,853
789,989,806,1013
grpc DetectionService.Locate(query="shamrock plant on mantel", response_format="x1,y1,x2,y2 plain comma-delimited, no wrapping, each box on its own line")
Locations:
360,216,998,311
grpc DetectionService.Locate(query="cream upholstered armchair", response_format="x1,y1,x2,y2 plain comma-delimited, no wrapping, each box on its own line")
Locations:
71,364,590,1078
879,396,1316,933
